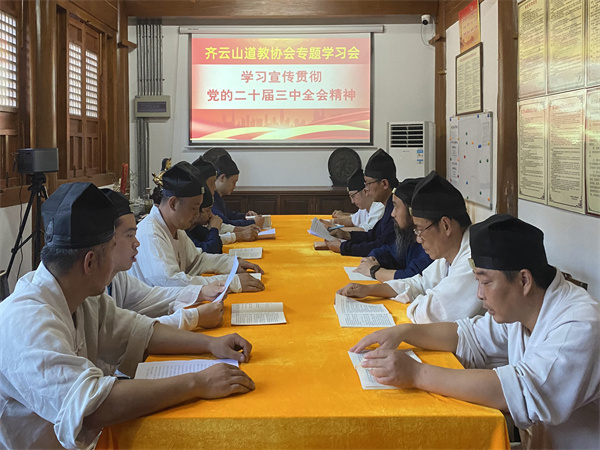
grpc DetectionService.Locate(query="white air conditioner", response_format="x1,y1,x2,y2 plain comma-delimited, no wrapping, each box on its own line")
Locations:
387,121,435,180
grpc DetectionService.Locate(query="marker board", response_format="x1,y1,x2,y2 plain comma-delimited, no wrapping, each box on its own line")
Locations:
447,112,493,209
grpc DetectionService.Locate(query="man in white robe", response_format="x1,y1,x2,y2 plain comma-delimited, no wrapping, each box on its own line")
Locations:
0,182,255,449
350,214,599,449
338,171,483,323
192,157,261,244
326,168,385,232
129,161,264,293
104,189,225,330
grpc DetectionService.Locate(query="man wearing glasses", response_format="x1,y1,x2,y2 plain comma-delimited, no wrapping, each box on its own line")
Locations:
338,171,484,323
326,149,398,256
350,215,599,449
324,168,385,232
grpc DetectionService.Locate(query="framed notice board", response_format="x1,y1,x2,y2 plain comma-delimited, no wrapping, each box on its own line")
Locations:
447,112,493,209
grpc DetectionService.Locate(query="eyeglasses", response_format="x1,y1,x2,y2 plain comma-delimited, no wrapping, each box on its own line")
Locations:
348,190,362,200
364,179,381,189
413,219,439,237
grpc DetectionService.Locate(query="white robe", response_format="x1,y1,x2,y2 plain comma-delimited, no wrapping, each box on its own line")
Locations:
0,263,156,449
384,228,484,323
110,271,203,331
129,206,242,292
455,271,600,450
351,201,385,231
219,222,236,244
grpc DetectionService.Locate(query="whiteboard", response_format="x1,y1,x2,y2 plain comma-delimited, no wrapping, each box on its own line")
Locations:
447,112,493,209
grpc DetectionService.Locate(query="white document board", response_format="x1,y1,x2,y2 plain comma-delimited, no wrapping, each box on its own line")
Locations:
447,112,493,209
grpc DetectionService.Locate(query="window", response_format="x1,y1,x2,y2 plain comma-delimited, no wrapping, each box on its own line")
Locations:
0,7,20,199
62,16,105,179
0,11,17,109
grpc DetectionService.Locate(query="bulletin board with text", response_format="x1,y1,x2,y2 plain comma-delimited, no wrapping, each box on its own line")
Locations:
517,0,600,217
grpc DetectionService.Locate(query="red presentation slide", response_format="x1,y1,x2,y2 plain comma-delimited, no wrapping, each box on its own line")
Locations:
190,35,371,143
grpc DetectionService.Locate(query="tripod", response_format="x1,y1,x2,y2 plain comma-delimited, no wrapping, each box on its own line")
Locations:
5,172,48,281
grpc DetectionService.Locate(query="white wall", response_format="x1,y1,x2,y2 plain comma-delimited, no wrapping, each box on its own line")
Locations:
446,0,499,224
0,204,32,292
518,201,600,299
128,23,435,193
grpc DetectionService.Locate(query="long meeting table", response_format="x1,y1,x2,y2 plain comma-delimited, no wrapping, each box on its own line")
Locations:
106,215,509,449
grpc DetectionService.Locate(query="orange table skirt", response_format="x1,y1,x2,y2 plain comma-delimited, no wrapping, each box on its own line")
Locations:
105,215,509,450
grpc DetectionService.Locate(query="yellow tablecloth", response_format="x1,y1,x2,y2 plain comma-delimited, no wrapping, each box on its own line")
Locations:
107,215,509,449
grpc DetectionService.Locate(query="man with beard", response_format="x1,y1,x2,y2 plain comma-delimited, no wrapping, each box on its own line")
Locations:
350,215,599,449
338,171,484,324
353,178,432,281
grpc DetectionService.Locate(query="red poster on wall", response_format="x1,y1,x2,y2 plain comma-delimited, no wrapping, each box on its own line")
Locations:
459,0,481,53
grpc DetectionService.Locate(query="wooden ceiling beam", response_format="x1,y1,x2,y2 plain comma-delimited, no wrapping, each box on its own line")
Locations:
123,0,438,20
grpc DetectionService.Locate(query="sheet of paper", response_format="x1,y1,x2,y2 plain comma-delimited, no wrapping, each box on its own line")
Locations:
229,247,263,259
250,272,262,280
308,217,336,241
348,350,421,390
231,302,286,325
336,313,395,328
135,358,239,380
246,214,272,229
344,267,373,281
334,294,388,313
257,228,276,239
212,256,239,303
334,295,395,327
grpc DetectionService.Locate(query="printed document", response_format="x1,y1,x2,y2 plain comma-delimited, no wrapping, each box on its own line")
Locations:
231,302,286,325
308,217,336,241
229,247,263,259
344,267,373,281
257,228,276,239
246,214,272,229
348,351,421,389
135,358,239,380
334,294,395,327
212,256,239,303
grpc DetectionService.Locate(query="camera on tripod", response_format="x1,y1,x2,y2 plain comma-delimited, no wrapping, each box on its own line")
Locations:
17,148,59,174
0,148,59,301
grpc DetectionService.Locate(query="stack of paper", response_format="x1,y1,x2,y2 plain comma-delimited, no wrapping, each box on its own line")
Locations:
135,358,239,379
231,302,286,325
308,217,336,241
229,247,263,259
257,228,276,239
334,294,395,327
344,267,373,281
348,350,422,389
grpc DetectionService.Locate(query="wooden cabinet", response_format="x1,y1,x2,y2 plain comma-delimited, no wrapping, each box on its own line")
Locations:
225,186,356,215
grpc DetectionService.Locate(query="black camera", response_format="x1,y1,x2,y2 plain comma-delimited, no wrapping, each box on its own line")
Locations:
17,148,59,174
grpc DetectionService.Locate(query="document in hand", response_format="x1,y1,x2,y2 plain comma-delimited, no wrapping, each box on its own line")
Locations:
344,267,373,281
229,247,263,259
231,302,286,325
246,214,272,229
257,228,276,239
308,217,336,242
348,350,422,389
212,256,239,303
134,359,239,380
334,294,395,327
